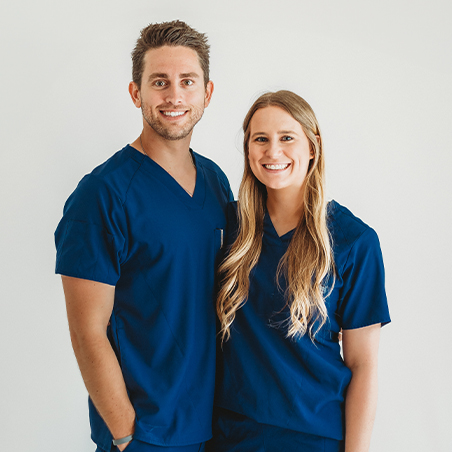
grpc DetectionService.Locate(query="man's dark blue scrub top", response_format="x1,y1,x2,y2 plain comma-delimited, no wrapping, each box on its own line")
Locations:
215,200,391,441
55,145,233,449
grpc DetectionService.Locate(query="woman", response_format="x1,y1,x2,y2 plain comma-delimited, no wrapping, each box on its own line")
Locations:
210,91,390,452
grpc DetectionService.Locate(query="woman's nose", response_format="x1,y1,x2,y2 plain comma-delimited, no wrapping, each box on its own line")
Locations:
265,140,282,158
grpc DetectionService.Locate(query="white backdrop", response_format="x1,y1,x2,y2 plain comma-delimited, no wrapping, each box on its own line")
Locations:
1,0,451,450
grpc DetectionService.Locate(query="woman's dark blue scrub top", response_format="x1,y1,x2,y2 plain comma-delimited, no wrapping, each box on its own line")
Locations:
215,200,391,440
55,145,233,450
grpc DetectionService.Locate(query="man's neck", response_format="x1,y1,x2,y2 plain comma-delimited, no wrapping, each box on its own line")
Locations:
131,127,197,197
132,127,193,169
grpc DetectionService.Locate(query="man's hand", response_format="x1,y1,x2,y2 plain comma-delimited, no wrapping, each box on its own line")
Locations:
117,440,131,451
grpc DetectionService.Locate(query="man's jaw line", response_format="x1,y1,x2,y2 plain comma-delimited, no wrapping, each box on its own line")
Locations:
142,123,194,149
142,113,192,142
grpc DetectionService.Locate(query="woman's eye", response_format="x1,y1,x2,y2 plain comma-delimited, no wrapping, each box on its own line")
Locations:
281,136,293,142
255,137,267,142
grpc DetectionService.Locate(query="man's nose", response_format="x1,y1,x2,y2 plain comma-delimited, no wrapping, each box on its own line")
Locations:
165,84,183,105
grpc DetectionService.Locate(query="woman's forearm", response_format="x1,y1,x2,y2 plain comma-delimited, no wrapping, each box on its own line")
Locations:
344,364,378,452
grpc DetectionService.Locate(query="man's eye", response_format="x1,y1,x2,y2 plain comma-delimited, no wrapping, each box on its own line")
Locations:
183,80,194,86
155,80,166,87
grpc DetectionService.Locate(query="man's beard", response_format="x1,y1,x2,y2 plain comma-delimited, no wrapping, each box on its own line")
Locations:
141,103,204,141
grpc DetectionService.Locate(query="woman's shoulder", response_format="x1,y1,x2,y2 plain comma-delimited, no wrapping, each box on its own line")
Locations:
327,200,380,256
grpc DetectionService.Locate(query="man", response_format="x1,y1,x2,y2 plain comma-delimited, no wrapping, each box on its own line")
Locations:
55,21,233,452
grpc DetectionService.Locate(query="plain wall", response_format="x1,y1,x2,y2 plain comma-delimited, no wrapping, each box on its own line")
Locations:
1,0,451,450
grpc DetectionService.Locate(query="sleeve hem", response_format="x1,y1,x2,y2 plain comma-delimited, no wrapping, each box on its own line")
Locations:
342,318,391,330
55,269,117,287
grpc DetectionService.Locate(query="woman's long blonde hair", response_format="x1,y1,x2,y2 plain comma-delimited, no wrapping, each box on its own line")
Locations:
217,90,334,342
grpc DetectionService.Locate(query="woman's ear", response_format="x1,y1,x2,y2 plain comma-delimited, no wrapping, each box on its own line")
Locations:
311,135,321,158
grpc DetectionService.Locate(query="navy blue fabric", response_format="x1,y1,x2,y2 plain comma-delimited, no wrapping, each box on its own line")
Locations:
55,145,233,449
96,439,205,452
207,408,344,452
214,200,390,441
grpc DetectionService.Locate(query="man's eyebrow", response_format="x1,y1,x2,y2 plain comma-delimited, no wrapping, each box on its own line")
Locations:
179,72,199,78
148,73,168,81
147,72,200,81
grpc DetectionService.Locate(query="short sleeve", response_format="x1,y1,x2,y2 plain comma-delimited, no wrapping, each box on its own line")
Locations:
226,184,234,203
219,169,234,203
55,175,126,286
337,228,391,329
225,202,239,244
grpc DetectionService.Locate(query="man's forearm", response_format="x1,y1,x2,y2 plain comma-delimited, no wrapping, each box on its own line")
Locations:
71,330,135,442
344,365,378,452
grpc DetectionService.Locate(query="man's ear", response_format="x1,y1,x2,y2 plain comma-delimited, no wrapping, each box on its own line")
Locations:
129,81,141,108
204,81,214,108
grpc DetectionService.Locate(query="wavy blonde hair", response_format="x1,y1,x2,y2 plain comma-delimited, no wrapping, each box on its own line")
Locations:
217,90,334,342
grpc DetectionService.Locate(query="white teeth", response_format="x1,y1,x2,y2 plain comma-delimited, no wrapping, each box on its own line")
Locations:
264,164,289,170
162,111,185,117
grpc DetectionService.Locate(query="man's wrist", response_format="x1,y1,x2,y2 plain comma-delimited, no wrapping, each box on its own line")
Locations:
112,434,133,446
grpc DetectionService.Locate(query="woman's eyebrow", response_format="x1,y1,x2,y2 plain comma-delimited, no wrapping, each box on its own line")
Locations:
251,130,298,138
250,132,266,139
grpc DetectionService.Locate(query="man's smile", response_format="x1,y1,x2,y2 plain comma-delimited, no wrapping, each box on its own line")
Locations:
160,110,187,117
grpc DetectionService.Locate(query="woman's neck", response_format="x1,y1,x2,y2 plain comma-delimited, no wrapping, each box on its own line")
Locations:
266,187,304,237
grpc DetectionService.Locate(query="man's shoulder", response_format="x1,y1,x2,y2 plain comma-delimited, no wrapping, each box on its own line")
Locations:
71,145,144,205
90,144,142,179
192,151,232,196
193,151,226,177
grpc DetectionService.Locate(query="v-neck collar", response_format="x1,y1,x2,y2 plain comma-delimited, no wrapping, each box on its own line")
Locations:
264,211,295,246
127,145,206,210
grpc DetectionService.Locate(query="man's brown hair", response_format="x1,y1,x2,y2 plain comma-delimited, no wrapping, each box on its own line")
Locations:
132,20,210,88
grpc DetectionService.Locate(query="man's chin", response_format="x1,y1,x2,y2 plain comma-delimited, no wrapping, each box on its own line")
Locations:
149,118,199,141
154,127,193,141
